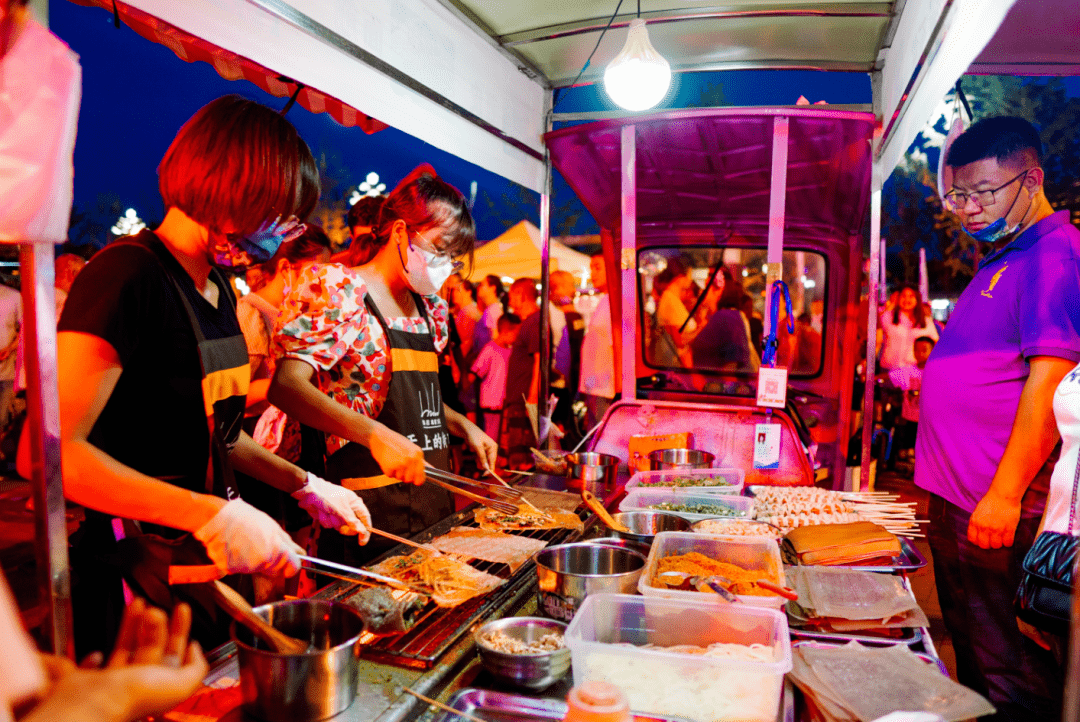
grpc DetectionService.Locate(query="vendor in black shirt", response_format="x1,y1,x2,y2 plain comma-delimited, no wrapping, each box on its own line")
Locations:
18,96,374,658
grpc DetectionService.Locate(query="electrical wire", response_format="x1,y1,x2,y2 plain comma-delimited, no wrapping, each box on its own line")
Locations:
552,0,626,111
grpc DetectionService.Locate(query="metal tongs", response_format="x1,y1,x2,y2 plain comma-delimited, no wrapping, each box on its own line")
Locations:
424,466,521,514
299,555,428,593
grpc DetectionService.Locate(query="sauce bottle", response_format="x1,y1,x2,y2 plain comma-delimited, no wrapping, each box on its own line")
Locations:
563,681,632,722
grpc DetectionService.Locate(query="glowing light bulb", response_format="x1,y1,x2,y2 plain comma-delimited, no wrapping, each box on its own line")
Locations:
603,19,671,111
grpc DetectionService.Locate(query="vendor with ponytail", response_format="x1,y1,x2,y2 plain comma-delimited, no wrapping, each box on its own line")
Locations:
269,164,498,566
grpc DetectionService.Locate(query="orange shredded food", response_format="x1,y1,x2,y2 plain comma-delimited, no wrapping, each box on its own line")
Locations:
651,552,777,596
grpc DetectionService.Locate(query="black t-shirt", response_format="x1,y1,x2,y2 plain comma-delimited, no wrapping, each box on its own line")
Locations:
59,231,243,494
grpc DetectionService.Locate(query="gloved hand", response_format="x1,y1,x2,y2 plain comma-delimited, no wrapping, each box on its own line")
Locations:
193,499,303,577
291,472,372,542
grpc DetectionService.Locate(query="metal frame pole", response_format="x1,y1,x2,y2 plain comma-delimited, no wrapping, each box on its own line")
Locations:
619,124,637,403
763,116,790,339
538,148,553,436
858,162,883,492
21,243,73,658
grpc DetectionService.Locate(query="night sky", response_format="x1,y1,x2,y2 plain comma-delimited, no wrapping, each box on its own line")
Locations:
49,1,873,243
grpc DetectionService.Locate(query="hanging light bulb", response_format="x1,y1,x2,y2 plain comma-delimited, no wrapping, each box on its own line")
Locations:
603,18,671,111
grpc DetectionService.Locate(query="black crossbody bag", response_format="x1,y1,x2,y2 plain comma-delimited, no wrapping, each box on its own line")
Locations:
1015,457,1080,636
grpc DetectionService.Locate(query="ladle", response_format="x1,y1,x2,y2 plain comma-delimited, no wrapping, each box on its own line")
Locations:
210,580,310,654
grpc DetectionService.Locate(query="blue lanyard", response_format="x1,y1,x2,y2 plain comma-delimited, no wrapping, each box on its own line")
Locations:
761,280,794,368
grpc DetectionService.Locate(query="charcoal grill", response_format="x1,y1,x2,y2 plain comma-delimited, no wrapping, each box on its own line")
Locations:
314,504,585,670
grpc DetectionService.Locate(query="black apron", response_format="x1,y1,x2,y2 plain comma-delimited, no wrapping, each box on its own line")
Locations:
320,293,453,567
71,238,250,657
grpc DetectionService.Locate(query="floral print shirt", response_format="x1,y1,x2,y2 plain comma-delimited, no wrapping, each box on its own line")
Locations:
273,262,449,455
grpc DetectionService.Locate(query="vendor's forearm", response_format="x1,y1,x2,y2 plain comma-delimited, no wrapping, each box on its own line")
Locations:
57,439,225,531
443,404,478,438
229,432,306,493
986,356,1074,502
268,360,384,447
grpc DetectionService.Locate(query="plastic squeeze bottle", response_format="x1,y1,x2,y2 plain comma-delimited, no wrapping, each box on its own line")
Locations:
563,681,632,722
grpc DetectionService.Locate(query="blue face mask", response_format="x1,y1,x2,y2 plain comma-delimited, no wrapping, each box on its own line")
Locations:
961,177,1031,244
211,216,306,269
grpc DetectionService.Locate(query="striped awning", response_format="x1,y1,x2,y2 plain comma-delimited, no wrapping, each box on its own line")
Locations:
69,0,388,134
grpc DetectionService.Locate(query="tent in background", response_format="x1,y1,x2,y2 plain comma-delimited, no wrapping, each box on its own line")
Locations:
468,220,593,284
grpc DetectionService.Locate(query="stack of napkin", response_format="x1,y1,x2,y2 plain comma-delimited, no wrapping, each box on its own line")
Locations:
783,521,901,565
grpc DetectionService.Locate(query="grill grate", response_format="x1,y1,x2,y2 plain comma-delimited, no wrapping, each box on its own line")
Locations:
324,513,583,669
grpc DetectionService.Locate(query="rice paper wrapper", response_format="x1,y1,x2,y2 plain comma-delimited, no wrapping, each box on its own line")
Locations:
793,567,918,621
801,643,994,721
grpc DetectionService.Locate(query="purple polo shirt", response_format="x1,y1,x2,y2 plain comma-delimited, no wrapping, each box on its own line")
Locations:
915,211,1080,515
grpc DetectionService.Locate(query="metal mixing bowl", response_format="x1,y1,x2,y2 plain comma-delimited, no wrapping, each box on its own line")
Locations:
534,542,646,622
647,448,715,471
606,510,692,545
232,599,364,722
474,617,570,691
566,451,619,487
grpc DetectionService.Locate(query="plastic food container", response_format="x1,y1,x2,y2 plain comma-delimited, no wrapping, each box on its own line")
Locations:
619,489,755,522
639,532,786,609
564,593,791,722
625,468,745,495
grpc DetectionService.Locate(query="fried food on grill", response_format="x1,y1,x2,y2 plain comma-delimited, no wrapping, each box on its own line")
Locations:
368,550,505,608
346,587,427,636
474,506,584,532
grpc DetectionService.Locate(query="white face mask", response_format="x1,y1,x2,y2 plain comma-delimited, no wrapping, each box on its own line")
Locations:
399,235,455,296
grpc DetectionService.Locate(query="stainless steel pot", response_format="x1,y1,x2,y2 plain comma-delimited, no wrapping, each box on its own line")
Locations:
605,510,692,545
534,542,646,623
647,448,715,471
232,599,364,722
565,451,619,487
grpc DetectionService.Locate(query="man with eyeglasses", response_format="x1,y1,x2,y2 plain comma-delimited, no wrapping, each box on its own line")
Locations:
916,116,1080,718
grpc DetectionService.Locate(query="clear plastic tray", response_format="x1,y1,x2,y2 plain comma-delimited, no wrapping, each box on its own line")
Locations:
564,593,791,722
639,532,786,609
619,489,755,521
625,468,745,495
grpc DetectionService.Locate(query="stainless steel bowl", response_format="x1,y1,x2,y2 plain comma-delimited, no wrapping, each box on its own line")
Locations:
579,536,652,558
534,542,646,622
566,451,619,487
474,617,570,691
232,600,364,722
606,510,692,545
647,448,715,471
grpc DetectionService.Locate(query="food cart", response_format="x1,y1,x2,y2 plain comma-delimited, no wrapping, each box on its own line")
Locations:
19,0,1080,720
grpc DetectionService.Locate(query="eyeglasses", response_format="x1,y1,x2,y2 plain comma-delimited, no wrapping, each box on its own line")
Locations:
944,170,1029,212
412,228,464,272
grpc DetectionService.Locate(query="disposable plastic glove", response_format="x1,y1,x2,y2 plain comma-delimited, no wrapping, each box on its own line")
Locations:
193,499,302,577
291,473,372,542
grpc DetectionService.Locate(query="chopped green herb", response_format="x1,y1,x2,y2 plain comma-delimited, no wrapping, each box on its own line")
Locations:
648,501,745,517
640,475,735,488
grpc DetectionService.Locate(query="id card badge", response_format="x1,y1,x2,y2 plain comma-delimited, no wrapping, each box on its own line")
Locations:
753,423,781,470
756,367,788,408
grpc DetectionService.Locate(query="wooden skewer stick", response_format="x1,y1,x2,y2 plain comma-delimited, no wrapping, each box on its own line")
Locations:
367,527,441,555
401,686,487,722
